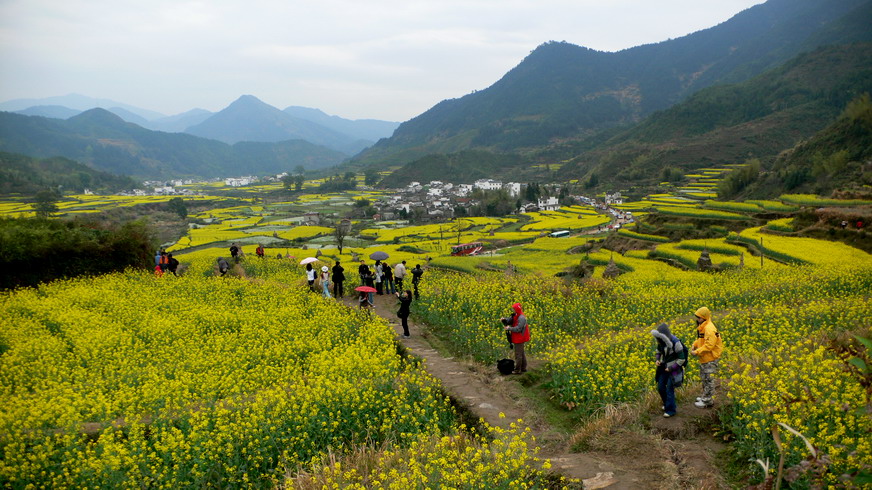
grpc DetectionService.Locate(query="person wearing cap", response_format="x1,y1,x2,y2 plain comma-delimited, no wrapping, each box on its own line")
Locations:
319,265,331,298
502,303,530,374
691,307,723,408
650,323,687,417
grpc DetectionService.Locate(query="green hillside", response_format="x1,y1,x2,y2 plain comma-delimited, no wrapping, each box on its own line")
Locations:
0,152,138,195
557,42,872,187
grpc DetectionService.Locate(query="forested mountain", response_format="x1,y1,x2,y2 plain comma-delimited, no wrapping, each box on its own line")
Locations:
0,152,138,195
556,43,872,185
185,95,373,154
352,0,872,169
381,43,872,193
0,109,347,179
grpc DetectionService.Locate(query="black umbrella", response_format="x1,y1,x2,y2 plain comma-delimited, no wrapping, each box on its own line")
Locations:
369,251,389,261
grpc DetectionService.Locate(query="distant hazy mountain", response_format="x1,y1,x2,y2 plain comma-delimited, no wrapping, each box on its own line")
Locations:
0,93,165,121
0,109,348,179
185,95,373,155
353,0,872,168
15,105,81,119
283,106,399,142
144,108,213,132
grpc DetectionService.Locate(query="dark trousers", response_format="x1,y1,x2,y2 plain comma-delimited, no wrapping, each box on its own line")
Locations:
513,342,527,373
413,281,419,299
333,280,344,298
396,277,404,291
400,315,410,336
657,371,677,415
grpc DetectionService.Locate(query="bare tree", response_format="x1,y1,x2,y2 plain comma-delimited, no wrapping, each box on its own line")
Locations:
333,218,352,254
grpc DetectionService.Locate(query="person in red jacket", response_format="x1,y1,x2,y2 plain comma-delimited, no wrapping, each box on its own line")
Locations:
502,302,531,374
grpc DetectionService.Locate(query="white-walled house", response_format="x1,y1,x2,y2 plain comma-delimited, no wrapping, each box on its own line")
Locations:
474,179,502,191
537,196,560,211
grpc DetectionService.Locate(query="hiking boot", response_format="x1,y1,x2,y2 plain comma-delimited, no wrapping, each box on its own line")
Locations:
694,400,713,409
402,334,411,339
663,412,674,418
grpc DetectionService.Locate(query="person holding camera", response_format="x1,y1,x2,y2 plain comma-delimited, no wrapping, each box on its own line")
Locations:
502,302,530,374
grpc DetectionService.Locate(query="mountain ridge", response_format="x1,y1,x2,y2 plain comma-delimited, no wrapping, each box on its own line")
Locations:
351,0,872,168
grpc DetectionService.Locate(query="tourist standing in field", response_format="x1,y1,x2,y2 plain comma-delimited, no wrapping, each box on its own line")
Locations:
167,253,179,276
691,307,723,408
217,257,229,276
230,243,240,263
363,267,376,305
502,303,530,374
396,290,412,338
255,244,264,258
383,263,395,294
651,323,687,417
358,260,369,287
305,263,317,292
319,266,331,298
411,264,424,298
394,260,407,291
374,260,384,295
332,260,345,298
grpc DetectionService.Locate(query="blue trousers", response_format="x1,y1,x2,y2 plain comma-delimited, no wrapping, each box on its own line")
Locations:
656,371,677,415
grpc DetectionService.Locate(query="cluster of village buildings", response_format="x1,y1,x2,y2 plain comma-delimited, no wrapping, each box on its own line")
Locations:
110,174,630,223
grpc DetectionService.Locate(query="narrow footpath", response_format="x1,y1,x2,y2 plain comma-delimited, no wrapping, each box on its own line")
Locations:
339,290,729,489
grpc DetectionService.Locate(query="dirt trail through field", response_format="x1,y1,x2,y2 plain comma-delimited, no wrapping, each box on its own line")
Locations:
339,291,729,489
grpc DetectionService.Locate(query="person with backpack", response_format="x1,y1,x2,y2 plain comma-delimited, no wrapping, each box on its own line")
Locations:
691,306,724,408
255,244,265,258
502,302,530,374
650,323,687,418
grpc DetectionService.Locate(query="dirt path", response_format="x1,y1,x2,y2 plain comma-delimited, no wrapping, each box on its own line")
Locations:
340,291,727,489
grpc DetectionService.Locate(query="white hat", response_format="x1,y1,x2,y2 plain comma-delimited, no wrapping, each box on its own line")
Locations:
321,266,328,272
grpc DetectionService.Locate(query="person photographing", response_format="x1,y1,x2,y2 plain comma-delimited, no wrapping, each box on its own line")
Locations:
502,303,530,374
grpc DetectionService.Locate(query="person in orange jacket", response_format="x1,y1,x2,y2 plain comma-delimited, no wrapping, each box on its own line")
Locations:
502,302,531,374
691,306,723,408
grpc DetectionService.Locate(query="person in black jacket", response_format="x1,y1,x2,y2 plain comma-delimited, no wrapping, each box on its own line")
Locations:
396,290,412,338
332,260,345,298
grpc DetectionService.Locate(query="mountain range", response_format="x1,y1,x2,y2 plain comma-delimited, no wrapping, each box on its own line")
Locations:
1,0,870,195
1,94,400,155
0,109,349,179
352,0,872,174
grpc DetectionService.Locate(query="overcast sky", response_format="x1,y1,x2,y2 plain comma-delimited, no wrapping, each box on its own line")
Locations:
1,0,764,122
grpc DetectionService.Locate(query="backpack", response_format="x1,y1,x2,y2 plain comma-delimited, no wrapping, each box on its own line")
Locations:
497,358,515,376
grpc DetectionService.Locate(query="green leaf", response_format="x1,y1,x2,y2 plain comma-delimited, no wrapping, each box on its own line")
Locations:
854,335,872,352
848,357,868,372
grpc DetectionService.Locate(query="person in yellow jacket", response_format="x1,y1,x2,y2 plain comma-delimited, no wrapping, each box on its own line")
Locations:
691,306,723,408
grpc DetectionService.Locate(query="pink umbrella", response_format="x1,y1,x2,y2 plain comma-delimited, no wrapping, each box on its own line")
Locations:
299,257,318,265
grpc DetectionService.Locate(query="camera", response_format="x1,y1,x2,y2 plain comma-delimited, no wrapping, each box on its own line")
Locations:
500,317,511,326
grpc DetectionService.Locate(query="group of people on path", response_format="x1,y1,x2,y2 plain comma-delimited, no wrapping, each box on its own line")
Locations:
154,249,179,277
